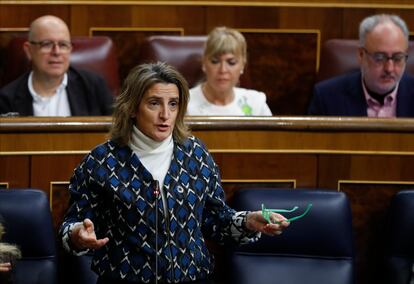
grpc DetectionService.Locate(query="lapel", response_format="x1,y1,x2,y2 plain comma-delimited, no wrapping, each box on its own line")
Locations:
13,73,34,116
396,74,414,117
345,72,368,116
66,68,89,115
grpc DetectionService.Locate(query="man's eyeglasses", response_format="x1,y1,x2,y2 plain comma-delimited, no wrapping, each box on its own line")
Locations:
362,47,408,66
261,203,312,224
29,40,72,53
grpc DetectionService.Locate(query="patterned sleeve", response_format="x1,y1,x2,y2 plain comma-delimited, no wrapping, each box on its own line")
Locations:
200,143,260,245
59,151,101,255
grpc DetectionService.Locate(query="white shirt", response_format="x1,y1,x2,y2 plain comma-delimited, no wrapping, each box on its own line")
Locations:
187,85,272,116
28,72,71,116
128,125,174,188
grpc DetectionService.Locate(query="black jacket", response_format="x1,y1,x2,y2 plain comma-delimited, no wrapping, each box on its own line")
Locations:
308,71,414,117
0,66,114,116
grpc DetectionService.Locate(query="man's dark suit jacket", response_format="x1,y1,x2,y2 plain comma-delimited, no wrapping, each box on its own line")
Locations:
308,71,414,117
0,66,114,116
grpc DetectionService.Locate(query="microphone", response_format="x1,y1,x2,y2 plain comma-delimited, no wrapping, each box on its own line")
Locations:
153,180,160,284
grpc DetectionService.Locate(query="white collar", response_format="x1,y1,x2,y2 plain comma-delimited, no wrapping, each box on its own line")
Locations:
28,71,68,101
129,125,173,154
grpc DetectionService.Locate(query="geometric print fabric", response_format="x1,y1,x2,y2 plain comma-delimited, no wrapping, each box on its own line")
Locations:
60,136,257,283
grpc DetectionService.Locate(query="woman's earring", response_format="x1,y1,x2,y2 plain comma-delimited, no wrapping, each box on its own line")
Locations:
240,70,244,74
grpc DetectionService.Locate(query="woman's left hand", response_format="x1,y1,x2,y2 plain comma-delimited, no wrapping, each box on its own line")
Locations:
245,211,289,236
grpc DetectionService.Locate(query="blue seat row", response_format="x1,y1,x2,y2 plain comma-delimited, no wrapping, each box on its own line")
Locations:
0,188,412,284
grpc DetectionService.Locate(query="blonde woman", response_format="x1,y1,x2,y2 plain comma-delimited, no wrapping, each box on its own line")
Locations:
188,27,272,116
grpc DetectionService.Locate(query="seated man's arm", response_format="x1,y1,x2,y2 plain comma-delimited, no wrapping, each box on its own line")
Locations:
307,85,327,115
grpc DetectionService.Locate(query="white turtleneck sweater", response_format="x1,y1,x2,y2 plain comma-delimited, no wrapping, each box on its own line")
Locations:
128,125,174,188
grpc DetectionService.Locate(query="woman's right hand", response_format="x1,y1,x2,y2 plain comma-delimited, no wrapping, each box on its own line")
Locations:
0,262,11,272
70,218,109,250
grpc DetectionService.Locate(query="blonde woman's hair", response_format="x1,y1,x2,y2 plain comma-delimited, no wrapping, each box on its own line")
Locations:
204,26,247,63
109,62,190,146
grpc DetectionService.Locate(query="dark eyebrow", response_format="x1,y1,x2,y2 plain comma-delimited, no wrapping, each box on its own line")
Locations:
145,94,179,101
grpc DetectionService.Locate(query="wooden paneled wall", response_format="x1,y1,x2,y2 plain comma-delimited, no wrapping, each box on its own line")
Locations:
2,2,414,114
2,3,414,45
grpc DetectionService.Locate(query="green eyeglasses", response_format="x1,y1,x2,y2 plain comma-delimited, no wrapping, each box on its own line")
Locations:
261,203,313,224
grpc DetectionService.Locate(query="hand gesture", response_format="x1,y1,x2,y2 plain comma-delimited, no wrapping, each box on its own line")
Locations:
245,211,289,236
70,218,109,250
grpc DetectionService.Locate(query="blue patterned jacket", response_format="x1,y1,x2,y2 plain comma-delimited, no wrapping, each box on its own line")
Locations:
60,136,257,283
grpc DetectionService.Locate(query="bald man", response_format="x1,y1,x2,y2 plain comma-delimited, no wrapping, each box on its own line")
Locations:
0,15,113,116
308,14,414,117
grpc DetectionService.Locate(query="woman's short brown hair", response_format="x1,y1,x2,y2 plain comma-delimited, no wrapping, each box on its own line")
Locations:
109,62,190,146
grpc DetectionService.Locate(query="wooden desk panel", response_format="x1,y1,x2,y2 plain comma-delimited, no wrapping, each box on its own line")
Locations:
318,155,414,188
213,152,316,185
30,154,86,198
2,116,414,283
0,155,30,188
